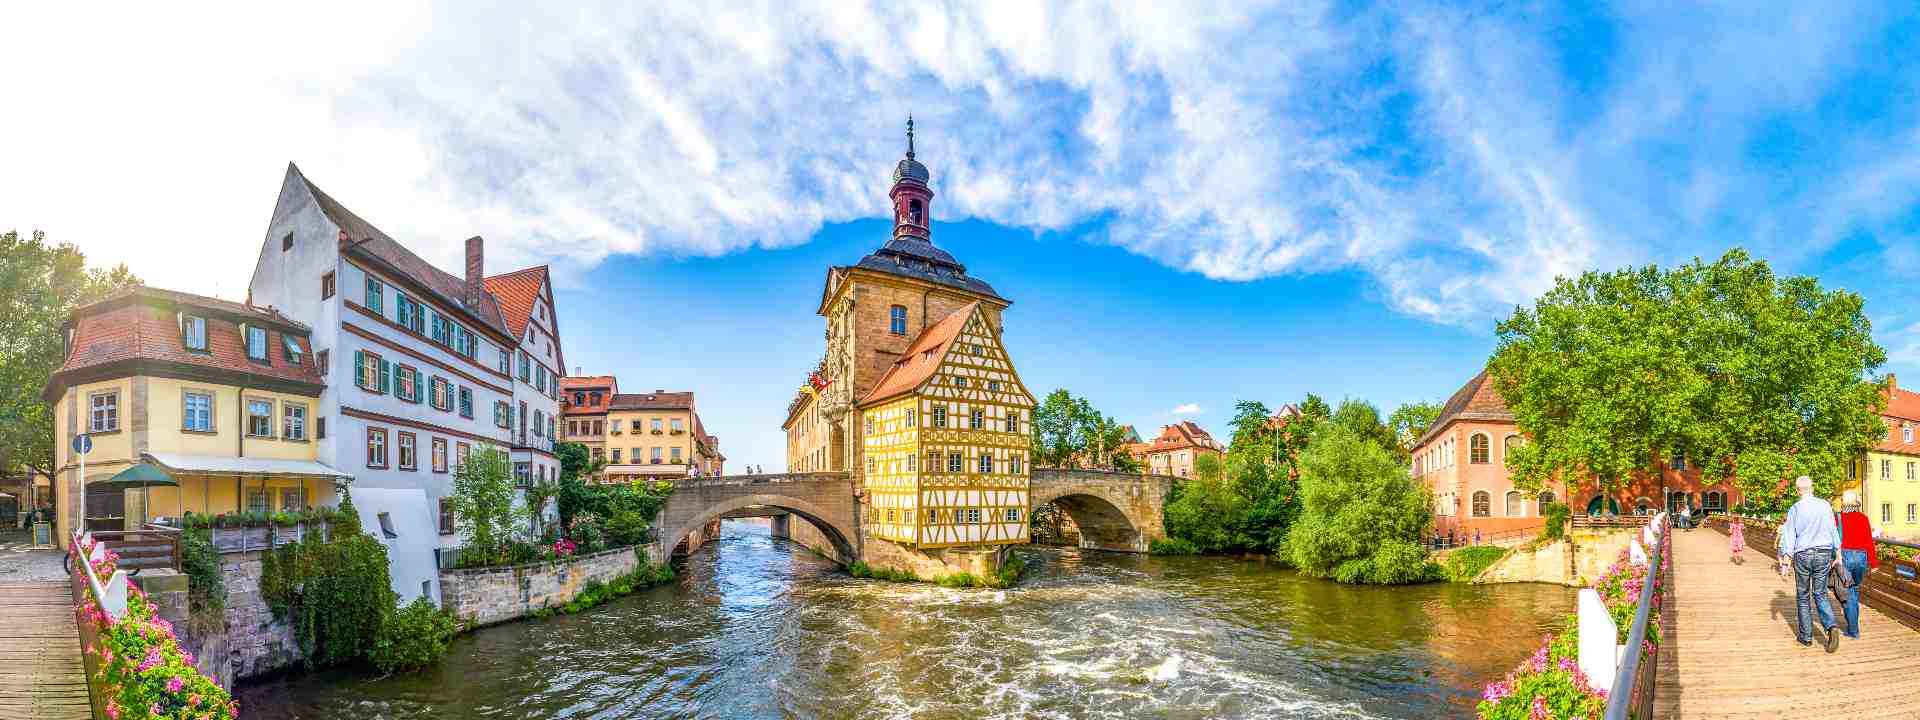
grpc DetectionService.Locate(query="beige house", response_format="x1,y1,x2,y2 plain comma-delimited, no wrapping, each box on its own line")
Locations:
602,391,724,482
1124,422,1226,478
44,287,347,549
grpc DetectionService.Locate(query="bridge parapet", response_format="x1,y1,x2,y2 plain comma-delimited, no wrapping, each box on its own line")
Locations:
652,471,859,565
674,471,851,490
1029,468,1171,553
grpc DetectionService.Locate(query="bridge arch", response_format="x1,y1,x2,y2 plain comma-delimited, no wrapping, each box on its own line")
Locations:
650,473,859,566
1029,469,1171,553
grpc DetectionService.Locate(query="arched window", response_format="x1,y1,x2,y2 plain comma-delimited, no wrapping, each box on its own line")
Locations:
889,305,907,336
1538,491,1555,508
1503,434,1522,458
1505,490,1523,517
1471,491,1491,517
908,199,924,225
1469,434,1490,464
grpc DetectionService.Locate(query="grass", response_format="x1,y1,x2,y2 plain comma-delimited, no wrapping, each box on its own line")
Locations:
1442,545,1510,582
850,553,1029,589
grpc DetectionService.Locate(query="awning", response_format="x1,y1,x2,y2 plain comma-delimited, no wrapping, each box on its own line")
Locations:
94,463,179,488
143,452,351,479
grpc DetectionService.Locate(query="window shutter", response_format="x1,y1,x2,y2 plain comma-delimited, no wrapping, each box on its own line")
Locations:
412,368,425,404
353,351,366,388
380,360,393,394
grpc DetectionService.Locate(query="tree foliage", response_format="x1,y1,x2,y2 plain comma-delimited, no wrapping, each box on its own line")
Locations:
1286,423,1435,584
1490,249,1886,506
1031,389,1139,471
450,445,518,555
1332,398,1399,461
0,230,140,477
1388,401,1443,453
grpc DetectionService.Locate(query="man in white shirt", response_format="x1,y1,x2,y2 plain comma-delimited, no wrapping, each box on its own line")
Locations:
1776,475,1842,651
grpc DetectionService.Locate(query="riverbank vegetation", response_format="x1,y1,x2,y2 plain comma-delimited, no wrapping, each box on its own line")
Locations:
442,442,674,569
1441,546,1509,582
849,552,1027,589
1491,249,1886,507
1032,389,1142,471
528,554,677,619
1153,397,1443,585
260,493,460,673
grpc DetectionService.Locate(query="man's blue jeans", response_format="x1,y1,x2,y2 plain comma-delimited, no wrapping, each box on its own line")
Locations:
1793,548,1837,643
1841,548,1870,637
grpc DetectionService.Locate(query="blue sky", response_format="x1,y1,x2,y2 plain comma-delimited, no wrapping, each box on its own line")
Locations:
8,3,1920,469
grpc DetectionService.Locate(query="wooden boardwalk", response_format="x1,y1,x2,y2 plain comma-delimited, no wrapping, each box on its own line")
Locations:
0,581,92,720
1653,527,1920,718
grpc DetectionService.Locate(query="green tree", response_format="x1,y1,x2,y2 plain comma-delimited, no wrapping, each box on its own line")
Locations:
555,441,603,529
1332,398,1398,459
1388,401,1443,453
449,445,517,555
1031,389,1134,469
523,477,558,539
1490,249,1886,506
1287,423,1435,584
0,230,139,480
1223,400,1300,555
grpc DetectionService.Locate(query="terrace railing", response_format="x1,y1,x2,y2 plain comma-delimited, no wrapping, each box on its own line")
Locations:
1581,511,1667,720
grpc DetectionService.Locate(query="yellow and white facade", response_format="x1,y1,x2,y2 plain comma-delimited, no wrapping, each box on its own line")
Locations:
860,304,1035,549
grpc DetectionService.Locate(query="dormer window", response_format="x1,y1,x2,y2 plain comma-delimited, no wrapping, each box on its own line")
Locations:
1905,424,1913,444
182,315,208,351
282,335,303,364
246,326,268,361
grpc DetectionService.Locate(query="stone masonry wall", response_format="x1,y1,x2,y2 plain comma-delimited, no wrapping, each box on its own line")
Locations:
438,545,644,628
215,552,301,684
1473,529,1639,586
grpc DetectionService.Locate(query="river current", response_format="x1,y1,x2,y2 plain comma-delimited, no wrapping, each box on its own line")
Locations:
237,521,1572,719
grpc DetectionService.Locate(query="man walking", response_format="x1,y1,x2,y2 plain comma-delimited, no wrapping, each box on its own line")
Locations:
1777,475,1842,651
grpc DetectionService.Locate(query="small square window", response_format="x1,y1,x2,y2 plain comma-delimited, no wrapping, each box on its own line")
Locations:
182,316,208,351
321,271,336,300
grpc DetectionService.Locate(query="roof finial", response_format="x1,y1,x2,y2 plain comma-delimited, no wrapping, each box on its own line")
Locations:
906,115,915,159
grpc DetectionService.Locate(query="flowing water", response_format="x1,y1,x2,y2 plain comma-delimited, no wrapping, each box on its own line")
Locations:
237,521,1572,719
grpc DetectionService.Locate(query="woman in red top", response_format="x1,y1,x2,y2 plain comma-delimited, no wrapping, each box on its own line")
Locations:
1837,490,1878,639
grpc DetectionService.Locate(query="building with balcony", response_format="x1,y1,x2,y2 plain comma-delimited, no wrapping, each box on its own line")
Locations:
44,287,345,549
246,163,566,602
601,391,724,482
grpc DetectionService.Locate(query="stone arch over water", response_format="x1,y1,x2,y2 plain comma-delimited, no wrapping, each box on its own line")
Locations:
1029,469,1172,553
652,474,860,566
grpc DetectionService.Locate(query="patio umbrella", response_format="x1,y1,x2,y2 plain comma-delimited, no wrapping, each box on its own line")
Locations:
92,463,180,525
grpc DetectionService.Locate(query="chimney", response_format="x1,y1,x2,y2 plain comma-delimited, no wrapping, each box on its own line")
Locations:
1891,374,1900,392
464,236,484,307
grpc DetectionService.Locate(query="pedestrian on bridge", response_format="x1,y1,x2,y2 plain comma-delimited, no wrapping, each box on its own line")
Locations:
1777,475,1843,652
1835,490,1878,640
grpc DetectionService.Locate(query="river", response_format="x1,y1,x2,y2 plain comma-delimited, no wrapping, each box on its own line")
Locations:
237,521,1572,719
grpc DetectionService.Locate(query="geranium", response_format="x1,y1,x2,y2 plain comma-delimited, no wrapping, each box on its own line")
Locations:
79,574,234,720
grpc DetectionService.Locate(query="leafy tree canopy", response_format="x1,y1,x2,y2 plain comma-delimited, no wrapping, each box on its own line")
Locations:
1332,398,1399,460
1490,249,1886,505
0,230,139,478
1031,389,1139,471
1286,423,1435,584
1388,401,1443,452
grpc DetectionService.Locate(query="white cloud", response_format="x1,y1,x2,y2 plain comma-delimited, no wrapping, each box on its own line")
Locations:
2,1,1917,327
1172,403,1202,416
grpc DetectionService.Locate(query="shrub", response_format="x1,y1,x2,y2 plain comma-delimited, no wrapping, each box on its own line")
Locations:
1476,621,1606,720
1445,546,1510,583
450,445,518,558
1149,537,1200,556
261,530,393,668
987,553,1027,589
369,597,458,674
605,509,652,547
1286,424,1435,584
567,514,606,553
181,528,226,624
1542,502,1570,540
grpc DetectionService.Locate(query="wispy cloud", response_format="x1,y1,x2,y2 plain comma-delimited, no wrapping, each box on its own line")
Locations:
5,2,1920,328
1172,403,1202,416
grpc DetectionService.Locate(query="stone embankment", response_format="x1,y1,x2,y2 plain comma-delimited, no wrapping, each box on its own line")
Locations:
1473,529,1638,586
439,545,652,628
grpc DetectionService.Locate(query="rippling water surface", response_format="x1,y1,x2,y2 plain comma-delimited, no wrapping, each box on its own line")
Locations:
237,521,1572,719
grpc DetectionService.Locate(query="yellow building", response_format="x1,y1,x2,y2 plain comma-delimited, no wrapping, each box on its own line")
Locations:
859,302,1035,548
600,390,724,482
1847,375,1920,540
45,288,346,549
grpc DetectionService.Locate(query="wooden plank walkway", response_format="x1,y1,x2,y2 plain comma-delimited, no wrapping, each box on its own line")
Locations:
1653,527,1920,718
0,581,93,720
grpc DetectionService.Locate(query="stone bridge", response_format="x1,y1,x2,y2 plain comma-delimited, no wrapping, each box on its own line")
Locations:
647,468,1171,566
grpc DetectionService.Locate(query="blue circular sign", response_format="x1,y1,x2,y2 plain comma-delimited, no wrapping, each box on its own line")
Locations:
71,434,92,454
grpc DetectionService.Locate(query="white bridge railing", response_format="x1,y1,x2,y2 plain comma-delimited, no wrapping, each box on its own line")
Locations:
1576,511,1667,720
71,529,131,621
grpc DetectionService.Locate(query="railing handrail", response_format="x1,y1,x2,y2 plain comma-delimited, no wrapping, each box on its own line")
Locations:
70,530,129,621
1602,511,1667,720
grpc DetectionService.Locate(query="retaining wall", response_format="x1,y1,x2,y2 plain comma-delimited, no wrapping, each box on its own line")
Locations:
437,545,647,628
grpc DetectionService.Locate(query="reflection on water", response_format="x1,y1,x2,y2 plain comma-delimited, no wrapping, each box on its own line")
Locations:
237,521,1571,719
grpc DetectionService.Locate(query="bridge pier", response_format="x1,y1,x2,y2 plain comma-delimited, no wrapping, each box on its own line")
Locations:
769,513,791,541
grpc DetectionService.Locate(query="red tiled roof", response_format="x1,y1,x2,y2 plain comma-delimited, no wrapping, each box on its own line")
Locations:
561,375,617,388
291,163,512,339
1127,422,1225,457
50,288,323,398
560,375,617,415
611,391,694,410
1414,369,1514,448
859,302,979,406
1875,380,1920,454
482,265,548,339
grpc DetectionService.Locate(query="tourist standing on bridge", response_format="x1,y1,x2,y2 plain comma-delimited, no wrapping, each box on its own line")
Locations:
1777,475,1843,651
1835,490,1878,639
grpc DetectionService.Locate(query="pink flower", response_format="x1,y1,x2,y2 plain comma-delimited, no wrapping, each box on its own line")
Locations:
1483,679,1513,703
106,699,121,720
149,703,162,716
167,675,185,692
138,647,163,672
1529,695,1552,720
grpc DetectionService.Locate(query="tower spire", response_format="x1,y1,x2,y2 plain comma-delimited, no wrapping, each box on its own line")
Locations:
906,115,915,159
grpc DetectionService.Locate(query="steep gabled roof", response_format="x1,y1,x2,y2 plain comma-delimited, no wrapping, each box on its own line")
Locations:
49,287,324,400
859,301,979,406
288,163,511,339
483,265,548,339
1414,370,1514,448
